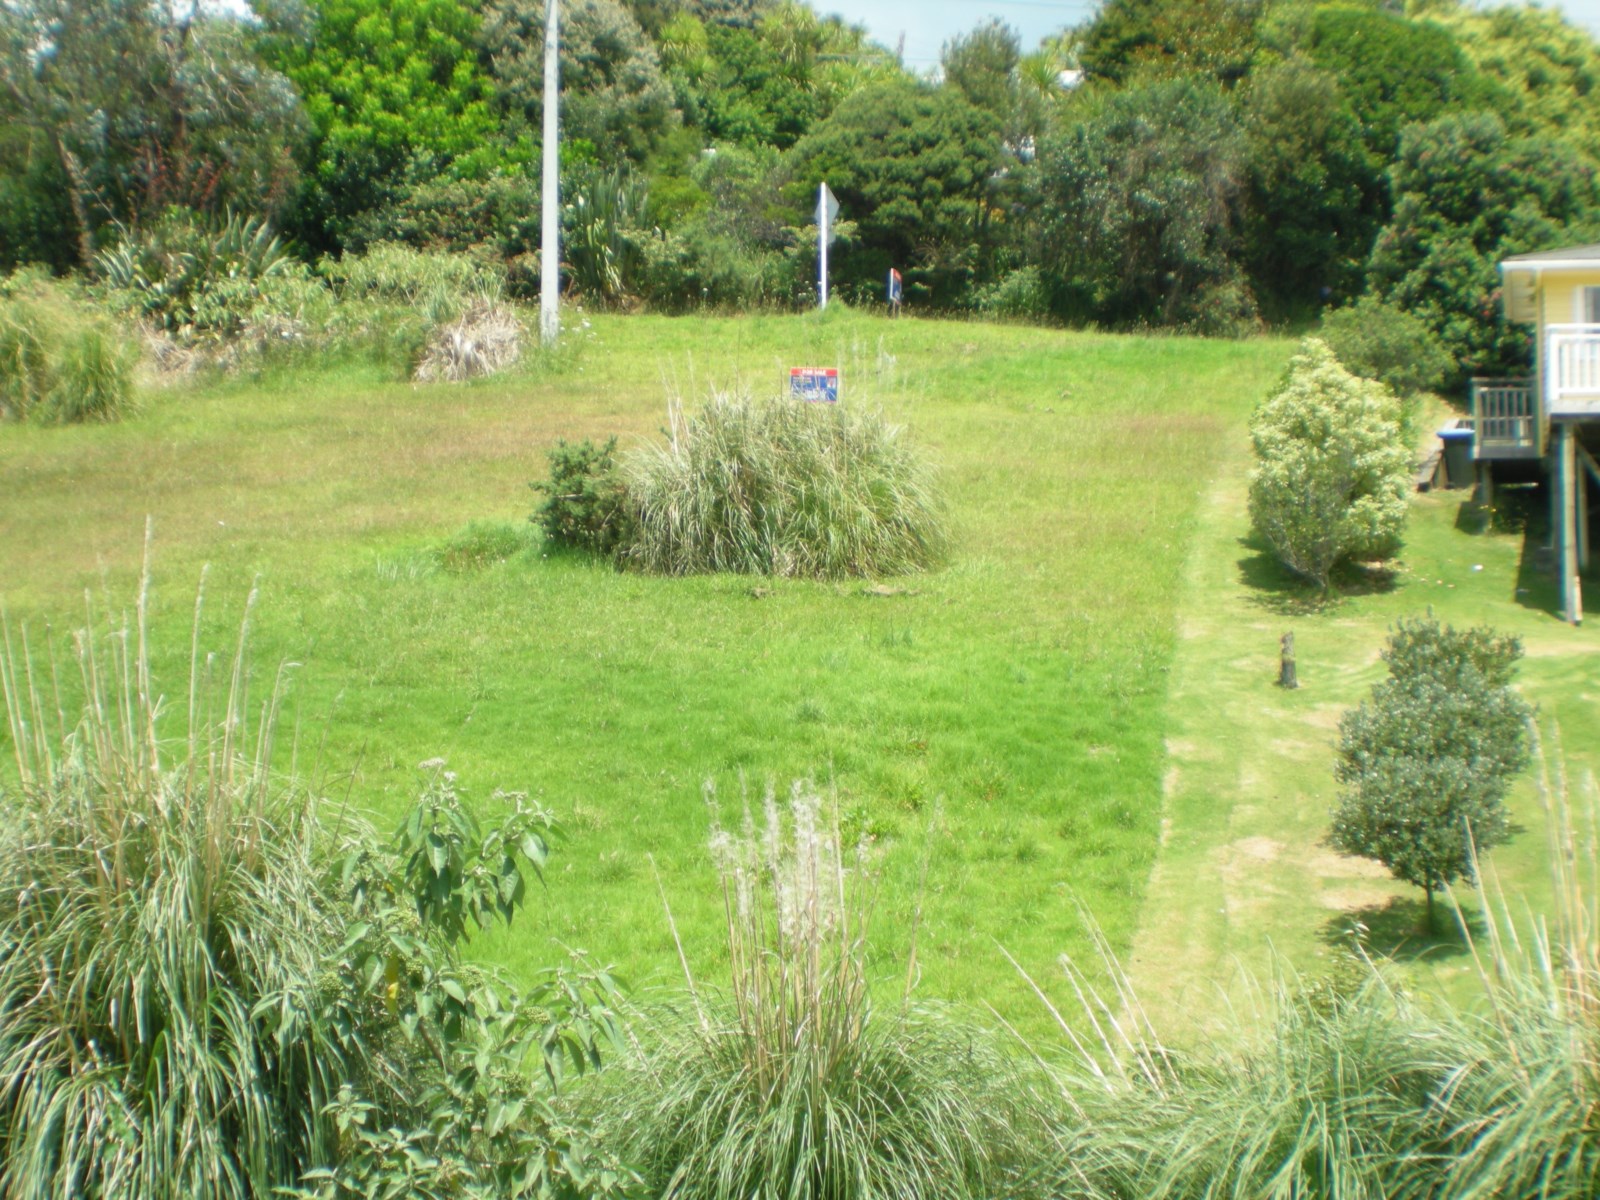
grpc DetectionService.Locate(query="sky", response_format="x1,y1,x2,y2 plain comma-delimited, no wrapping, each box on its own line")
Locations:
817,0,1600,74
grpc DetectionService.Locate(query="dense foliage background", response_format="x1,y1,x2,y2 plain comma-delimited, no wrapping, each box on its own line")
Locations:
5,0,1600,371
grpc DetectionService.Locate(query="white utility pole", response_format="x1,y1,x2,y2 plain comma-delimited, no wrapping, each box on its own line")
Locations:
539,0,561,347
816,183,838,311
819,184,829,310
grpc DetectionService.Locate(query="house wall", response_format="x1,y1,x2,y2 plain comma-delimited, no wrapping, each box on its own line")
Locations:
1540,269,1600,326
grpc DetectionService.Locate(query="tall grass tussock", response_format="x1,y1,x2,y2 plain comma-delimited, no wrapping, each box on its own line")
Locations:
624,391,948,579
598,782,1045,1200
0,555,630,1200
1031,733,1600,1200
0,276,136,424
0,573,343,1198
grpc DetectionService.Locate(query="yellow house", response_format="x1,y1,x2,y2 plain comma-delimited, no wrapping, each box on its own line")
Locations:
1476,244,1600,624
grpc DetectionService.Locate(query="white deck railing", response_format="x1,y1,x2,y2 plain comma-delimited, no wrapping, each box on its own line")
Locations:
1547,324,1600,413
1471,377,1537,455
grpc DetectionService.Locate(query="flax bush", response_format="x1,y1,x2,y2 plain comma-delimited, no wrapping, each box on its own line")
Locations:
596,782,1047,1200
624,391,948,578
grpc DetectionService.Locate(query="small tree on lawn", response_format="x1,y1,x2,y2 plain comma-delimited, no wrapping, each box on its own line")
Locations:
1331,616,1533,933
1248,338,1412,590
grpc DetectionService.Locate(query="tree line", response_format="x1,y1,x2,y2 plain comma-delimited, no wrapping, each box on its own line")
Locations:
5,0,1600,377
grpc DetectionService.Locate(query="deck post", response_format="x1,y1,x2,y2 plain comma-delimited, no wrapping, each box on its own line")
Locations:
1558,423,1582,624
1550,430,1563,552
1581,459,1591,573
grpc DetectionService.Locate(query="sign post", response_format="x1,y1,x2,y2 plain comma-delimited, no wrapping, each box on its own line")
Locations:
816,183,839,310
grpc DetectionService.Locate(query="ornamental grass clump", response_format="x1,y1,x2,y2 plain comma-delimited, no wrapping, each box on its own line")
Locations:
0,559,630,1200
0,277,136,424
624,391,948,578
0,576,344,1199
600,782,1044,1200
413,301,524,383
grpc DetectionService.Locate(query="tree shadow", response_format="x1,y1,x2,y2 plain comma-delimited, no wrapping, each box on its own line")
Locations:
1318,894,1478,965
1237,535,1328,616
1237,534,1398,616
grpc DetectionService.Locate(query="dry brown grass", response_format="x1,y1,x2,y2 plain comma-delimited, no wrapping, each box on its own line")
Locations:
413,303,524,383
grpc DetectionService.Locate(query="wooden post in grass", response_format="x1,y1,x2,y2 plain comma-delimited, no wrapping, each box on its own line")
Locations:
1279,632,1298,690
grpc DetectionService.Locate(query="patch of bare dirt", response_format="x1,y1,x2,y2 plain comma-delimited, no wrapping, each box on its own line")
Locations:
1317,886,1392,911
1227,835,1284,863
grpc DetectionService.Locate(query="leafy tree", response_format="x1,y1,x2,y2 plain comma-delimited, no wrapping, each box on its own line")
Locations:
0,0,305,266
942,19,1019,120
1367,110,1600,379
1247,337,1411,590
1077,0,1263,86
1300,5,1504,161
785,79,1003,306
481,0,678,161
1332,616,1533,932
1420,0,1600,164
260,0,505,253
1238,56,1378,316
666,5,885,152
1032,78,1253,331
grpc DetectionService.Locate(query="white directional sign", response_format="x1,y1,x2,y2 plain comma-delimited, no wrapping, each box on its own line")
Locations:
815,183,839,232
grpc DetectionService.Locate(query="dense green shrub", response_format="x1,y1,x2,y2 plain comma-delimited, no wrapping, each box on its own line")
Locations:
597,783,1045,1200
0,278,136,424
973,266,1052,322
624,391,948,578
1319,295,1452,400
345,172,541,259
636,224,784,310
321,241,506,324
1331,615,1532,929
531,437,635,555
1247,338,1411,590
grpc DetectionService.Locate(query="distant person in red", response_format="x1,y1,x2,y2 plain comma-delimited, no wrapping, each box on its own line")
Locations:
887,268,903,318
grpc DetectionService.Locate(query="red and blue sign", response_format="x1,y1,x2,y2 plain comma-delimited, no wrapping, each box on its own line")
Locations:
789,367,839,403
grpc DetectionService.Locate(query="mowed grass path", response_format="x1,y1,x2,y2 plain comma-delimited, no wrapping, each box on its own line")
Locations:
0,311,1289,1033
1131,431,1600,1039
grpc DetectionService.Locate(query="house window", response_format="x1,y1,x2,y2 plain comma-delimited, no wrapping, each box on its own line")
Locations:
1581,286,1600,324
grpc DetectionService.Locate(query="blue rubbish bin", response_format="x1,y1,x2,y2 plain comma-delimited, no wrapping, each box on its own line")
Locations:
1438,426,1475,489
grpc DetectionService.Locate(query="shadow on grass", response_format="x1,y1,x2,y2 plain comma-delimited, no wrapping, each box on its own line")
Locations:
1510,515,1561,624
1318,894,1480,965
1237,534,1398,616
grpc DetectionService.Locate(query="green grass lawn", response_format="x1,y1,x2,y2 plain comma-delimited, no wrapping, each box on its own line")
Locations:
1128,424,1600,1040
0,309,1291,1035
